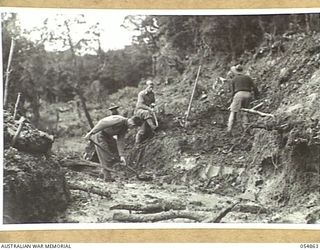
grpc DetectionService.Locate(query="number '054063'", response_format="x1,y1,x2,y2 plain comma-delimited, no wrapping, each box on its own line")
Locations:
300,244,319,248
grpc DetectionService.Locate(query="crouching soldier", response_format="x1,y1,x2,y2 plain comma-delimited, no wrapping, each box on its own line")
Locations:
134,79,158,144
84,115,140,181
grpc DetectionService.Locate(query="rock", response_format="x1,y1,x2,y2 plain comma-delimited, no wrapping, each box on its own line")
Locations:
306,208,320,224
3,148,70,223
4,111,54,154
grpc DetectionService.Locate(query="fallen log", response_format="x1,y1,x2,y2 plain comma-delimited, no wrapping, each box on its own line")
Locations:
110,201,186,213
68,182,111,198
60,158,116,173
113,210,206,222
240,107,274,118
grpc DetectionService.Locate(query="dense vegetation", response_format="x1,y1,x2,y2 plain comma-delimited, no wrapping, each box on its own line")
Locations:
2,12,320,129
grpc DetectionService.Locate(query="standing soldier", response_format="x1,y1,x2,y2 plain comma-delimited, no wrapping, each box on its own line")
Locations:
84,115,140,181
227,65,259,134
134,80,158,144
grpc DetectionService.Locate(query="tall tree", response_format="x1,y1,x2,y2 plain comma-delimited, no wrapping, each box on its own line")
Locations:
38,14,104,128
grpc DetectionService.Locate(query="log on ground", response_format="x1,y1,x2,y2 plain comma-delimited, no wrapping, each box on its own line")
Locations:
68,182,111,198
113,210,206,222
110,201,186,213
60,158,116,173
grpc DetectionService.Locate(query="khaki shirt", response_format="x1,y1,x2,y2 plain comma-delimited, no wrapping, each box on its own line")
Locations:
88,115,128,156
136,89,155,110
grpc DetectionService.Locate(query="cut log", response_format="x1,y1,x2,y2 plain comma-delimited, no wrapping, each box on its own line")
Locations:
60,158,116,173
113,210,206,222
240,108,274,118
110,201,186,213
68,182,111,198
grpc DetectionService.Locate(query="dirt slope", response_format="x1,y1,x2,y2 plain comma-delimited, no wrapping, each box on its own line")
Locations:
123,32,320,221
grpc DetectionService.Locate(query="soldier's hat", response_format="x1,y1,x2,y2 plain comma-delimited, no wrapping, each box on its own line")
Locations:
230,65,244,75
108,105,119,111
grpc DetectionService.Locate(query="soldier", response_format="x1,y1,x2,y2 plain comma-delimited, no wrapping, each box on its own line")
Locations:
83,104,121,162
84,115,140,181
134,80,158,144
227,65,259,134
108,105,120,115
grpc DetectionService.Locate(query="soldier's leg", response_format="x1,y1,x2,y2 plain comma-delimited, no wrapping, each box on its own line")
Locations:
92,133,116,181
135,122,147,144
241,112,249,131
240,94,251,131
227,111,237,133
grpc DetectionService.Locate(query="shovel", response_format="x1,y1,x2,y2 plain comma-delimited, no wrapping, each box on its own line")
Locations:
152,111,159,127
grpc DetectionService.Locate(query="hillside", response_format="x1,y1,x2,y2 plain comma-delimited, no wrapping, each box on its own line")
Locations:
3,16,320,224
49,31,320,224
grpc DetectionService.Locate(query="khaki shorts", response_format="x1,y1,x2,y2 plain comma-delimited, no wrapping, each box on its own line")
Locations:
135,108,153,120
230,91,252,112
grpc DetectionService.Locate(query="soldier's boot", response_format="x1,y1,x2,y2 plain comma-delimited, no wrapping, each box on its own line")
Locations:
102,169,114,182
241,113,250,132
241,113,252,135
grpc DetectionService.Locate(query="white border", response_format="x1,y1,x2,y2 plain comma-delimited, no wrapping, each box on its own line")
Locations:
1,7,320,231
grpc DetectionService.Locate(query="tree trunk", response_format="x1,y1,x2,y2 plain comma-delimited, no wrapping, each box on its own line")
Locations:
227,25,236,61
4,38,15,109
305,14,311,34
64,20,94,129
76,91,94,129
30,93,41,127
258,16,266,35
